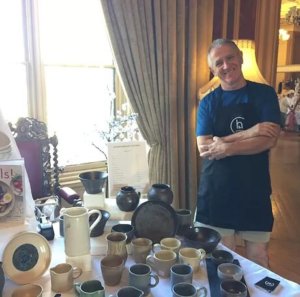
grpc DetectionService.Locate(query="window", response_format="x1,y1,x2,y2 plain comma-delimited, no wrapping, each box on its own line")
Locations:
0,0,128,170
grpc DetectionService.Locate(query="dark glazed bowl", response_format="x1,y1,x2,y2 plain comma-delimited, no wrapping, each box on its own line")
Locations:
211,249,234,266
79,171,108,194
111,223,135,244
183,227,221,253
89,209,110,237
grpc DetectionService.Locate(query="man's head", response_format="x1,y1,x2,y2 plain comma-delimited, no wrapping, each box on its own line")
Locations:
207,39,245,90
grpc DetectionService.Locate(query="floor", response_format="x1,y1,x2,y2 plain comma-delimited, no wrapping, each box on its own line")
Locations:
236,131,300,284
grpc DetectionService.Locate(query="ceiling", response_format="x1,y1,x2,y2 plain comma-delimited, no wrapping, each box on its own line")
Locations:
281,0,300,18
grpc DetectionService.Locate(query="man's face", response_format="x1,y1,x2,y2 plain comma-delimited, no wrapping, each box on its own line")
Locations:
209,44,244,90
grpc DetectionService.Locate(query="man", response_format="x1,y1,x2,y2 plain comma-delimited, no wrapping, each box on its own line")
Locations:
195,39,281,268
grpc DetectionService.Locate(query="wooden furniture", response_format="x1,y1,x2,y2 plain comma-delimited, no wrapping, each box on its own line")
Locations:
9,117,60,199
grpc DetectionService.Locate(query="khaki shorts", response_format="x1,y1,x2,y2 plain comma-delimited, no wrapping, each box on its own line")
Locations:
194,221,271,243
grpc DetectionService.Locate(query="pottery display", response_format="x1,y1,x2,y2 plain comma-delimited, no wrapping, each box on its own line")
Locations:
116,186,140,212
147,183,173,204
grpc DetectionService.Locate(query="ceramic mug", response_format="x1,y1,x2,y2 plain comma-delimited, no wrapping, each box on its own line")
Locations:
74,280,105,297
128,263,159,296
50,263,82,292
175,209,193,235
64,207,101,257
171,264,193,286
100,254,125,286
172,282,207,297
146,250,177,278
179,247,206,272
11,284,43,297
153,237,181,254
131,238,153,264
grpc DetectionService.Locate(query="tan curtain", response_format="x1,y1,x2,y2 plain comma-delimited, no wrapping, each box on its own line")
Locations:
100,0,212,210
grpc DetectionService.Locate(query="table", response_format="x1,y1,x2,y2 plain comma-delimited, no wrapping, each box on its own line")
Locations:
1,220,300,296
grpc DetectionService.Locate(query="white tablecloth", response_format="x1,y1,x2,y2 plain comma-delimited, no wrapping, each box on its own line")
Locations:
2,220,300,297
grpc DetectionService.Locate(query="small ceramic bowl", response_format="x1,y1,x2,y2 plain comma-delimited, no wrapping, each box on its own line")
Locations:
217,263,243,281
11,284,43,297
211,249,234,266
220,280,247,297
111,223,135,244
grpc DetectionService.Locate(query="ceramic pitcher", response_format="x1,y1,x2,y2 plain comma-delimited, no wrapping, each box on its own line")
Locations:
63,207,101,257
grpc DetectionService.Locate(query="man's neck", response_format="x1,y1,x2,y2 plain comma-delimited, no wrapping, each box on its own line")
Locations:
221,78,247,91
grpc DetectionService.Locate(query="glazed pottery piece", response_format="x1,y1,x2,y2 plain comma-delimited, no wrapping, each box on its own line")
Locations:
147,183,173,204
116,186,140,212
79,171,108,194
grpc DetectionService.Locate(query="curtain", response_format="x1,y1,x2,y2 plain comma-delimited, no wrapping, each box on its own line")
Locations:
100,0,212,210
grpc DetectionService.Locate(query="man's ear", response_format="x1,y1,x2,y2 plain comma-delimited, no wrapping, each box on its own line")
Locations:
210,67,215,76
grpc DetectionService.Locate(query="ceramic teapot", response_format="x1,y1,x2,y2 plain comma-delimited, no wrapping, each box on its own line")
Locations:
116,186,140,212
63,207,101,257
147,183,173,204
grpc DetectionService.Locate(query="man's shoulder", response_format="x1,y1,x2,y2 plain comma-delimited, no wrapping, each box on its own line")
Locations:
246,80,275,93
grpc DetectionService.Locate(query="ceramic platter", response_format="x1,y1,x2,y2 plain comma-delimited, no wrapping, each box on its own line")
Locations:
0,180,15,217
2,231,52,284
131,200,178,243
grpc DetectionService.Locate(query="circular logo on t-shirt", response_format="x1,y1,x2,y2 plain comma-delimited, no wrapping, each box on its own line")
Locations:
230,116,245,133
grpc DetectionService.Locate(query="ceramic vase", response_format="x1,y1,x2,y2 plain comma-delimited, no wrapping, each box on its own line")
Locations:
147,183,173,204
116,186,140,212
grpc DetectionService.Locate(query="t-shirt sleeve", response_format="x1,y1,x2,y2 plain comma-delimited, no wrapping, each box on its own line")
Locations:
196,97,213,136
259,86,281,125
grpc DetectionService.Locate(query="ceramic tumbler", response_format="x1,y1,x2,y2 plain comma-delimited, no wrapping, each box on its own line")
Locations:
106,232,128,262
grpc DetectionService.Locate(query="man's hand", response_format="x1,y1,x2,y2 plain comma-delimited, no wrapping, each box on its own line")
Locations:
199,136,229,160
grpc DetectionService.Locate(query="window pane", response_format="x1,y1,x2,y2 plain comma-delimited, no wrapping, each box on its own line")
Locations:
38,0,113,65
0,1,28,122
45,66,114,165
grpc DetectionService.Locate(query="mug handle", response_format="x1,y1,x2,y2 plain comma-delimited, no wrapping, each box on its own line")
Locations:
152,243,161,253
197,286,208,297
146,255,155,269
197,248,206,260
88,209,102,233
149,273,159,288
72,266,83,279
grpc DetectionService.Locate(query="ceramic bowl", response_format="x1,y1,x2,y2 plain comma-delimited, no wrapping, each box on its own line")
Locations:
111,223,135,244
183,227,221,253
217,263,243,281
220,280,247,297
79,171,108,194
211,249,234,266
2,232,51,284
89,209,111,237
11,284,43,297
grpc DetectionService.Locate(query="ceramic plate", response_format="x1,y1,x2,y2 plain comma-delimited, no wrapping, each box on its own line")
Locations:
131,200,178,243
0,181,15,217
2,231,52,284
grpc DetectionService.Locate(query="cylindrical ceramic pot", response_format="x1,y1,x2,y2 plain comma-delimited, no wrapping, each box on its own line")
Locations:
116,186,140,212
147,183,173,204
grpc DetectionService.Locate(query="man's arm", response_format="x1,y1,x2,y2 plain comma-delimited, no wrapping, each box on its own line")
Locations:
198,122,281,160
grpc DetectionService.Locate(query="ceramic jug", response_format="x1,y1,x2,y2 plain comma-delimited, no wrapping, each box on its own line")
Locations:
116,186,140,212
63,207,101,257
147,183,173,204
0,261,4,297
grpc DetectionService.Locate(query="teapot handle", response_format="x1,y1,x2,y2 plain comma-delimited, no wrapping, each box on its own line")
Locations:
88,209,102,233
